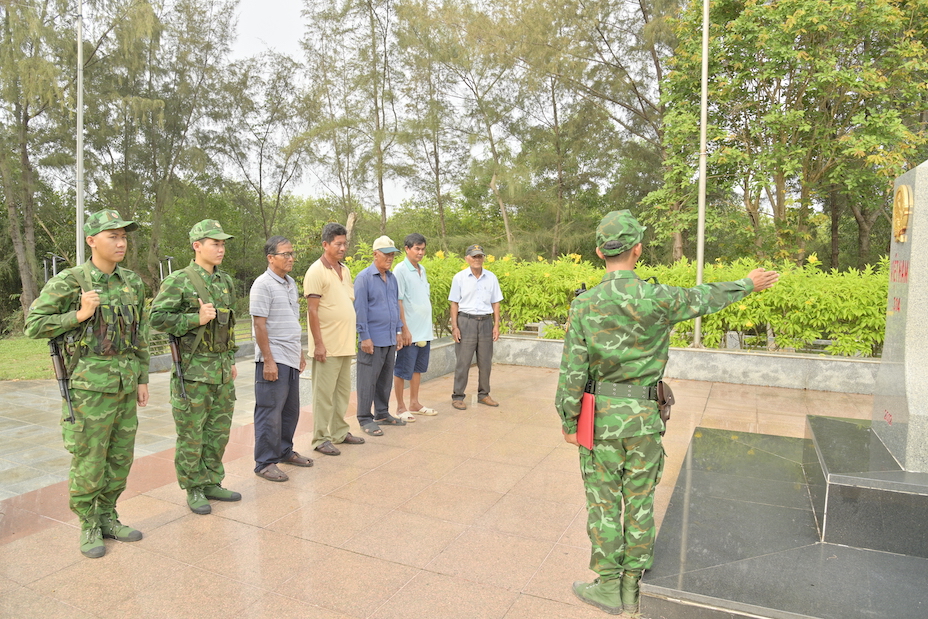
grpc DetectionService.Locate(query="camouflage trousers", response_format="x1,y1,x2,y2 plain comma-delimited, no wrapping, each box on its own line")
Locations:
580,433,665,578
171,378,235,491
61,389,138,524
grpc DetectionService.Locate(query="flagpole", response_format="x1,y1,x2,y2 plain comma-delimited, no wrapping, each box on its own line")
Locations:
693,0,710,347
76,0,85,264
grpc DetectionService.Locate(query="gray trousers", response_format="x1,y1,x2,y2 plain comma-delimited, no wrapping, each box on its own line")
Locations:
356,345,396,426
453,314,493,401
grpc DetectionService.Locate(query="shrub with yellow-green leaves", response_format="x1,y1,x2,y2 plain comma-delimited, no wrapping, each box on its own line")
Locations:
417,252,888,357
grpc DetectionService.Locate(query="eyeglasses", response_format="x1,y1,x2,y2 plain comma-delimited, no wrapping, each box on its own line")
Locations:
271,252,296,259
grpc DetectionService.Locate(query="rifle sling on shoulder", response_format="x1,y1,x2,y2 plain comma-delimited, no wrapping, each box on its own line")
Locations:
181,265,211,371
61,264,94,375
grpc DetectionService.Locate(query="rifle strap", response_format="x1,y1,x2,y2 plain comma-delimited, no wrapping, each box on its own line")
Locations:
62,264,95,375
182,265,211,370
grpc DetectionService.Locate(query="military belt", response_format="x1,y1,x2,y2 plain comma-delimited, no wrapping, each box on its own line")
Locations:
459,312,493,320
584,379,658,401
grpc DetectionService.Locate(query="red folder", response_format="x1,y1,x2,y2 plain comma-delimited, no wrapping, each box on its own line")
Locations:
578,392,595,449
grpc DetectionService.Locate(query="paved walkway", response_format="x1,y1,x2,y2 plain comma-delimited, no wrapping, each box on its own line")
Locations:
0,363,872,618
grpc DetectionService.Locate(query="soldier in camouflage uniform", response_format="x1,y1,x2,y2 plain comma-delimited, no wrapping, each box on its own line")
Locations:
556,210,779,615
150,220,241,515
24,210,150,559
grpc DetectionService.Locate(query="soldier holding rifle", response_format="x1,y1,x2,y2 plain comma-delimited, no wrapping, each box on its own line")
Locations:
151,220,241,516
25,210,150,559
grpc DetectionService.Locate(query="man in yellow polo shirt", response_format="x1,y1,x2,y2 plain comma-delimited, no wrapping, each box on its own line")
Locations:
304,223,366,456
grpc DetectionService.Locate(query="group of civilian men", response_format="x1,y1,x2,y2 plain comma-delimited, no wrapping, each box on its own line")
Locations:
254,224,505,483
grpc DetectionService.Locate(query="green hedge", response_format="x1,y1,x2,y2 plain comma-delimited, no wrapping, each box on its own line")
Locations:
374,251,888,358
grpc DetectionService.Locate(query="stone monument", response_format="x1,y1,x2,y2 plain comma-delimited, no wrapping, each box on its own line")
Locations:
870,162,928,473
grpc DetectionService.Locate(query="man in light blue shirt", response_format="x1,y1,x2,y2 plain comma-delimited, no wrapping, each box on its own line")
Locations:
393,233,436,421
448,244,504,410
355,236,406,436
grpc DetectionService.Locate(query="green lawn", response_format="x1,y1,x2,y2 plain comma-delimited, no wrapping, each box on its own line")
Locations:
0,335,56,380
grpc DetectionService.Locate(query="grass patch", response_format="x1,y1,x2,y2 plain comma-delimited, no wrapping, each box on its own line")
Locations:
0,335,56,380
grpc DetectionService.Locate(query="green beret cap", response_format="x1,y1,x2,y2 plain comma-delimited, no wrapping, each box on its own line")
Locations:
189,219,233,243
84,210,138,236
596,210,645,256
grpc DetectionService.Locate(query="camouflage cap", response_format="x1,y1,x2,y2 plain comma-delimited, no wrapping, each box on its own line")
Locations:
189,219,233,243
596,210,646,256
465,244,485,257
84,209,138,236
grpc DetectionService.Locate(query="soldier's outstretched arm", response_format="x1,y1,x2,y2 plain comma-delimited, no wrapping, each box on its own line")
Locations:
746,268,779,292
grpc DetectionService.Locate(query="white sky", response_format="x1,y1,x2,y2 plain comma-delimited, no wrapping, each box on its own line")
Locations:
232,0,305,60
230,0,410,207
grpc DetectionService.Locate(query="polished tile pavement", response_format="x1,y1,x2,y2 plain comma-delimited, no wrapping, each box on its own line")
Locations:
0,363,873,618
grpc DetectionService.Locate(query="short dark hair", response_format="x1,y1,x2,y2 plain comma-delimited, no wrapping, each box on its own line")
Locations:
265,236,290,256
322,223,348,244
404,233,427,249
603,244,638,264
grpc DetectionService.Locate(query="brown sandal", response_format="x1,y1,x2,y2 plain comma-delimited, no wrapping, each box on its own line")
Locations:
256,464,289,482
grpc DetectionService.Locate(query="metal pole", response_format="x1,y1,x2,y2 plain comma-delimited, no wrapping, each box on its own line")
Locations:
693,0,710,348
75,0,85,264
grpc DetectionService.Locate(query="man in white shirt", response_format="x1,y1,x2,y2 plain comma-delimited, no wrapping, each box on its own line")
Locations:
448,244,504,410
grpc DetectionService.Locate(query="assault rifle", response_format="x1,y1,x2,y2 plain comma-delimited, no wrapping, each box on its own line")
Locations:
48,339,75,424
168,334,188,400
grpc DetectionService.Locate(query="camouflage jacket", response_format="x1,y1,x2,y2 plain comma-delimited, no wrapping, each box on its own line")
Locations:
24,261,150,394
555,270,753,439
150,261,237,385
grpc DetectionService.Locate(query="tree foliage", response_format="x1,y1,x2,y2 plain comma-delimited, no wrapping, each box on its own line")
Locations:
0,0,920,335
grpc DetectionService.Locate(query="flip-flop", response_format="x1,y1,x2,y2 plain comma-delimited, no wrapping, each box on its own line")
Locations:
415,406,438,416
361,422,383,436
397,411,416,422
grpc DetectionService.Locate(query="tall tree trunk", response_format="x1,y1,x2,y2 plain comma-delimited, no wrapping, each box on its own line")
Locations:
484,120,513,253
550,77,564,259
828,186,840,269
431,137,448,250
489,171,513,253
0,150,37,314
847,199,883,270
742,178,764,259
672,230,684,261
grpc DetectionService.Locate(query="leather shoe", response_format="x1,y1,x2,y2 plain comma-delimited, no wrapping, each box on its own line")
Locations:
341,433,365,445
314,441,341,456
452,400,467,410
282,452,314,467
478,396,499,407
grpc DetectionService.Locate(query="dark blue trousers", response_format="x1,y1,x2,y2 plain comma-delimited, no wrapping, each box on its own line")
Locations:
253,362,301,472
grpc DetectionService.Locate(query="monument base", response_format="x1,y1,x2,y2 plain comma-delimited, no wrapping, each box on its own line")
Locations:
804,415,928,558
643,427,928,619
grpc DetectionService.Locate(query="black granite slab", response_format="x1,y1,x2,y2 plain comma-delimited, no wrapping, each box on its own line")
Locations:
643,427,928,619
804,415,928,557
806,415,900,477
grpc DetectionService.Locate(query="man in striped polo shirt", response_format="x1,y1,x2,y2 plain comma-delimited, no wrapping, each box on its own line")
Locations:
250,236,312,482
